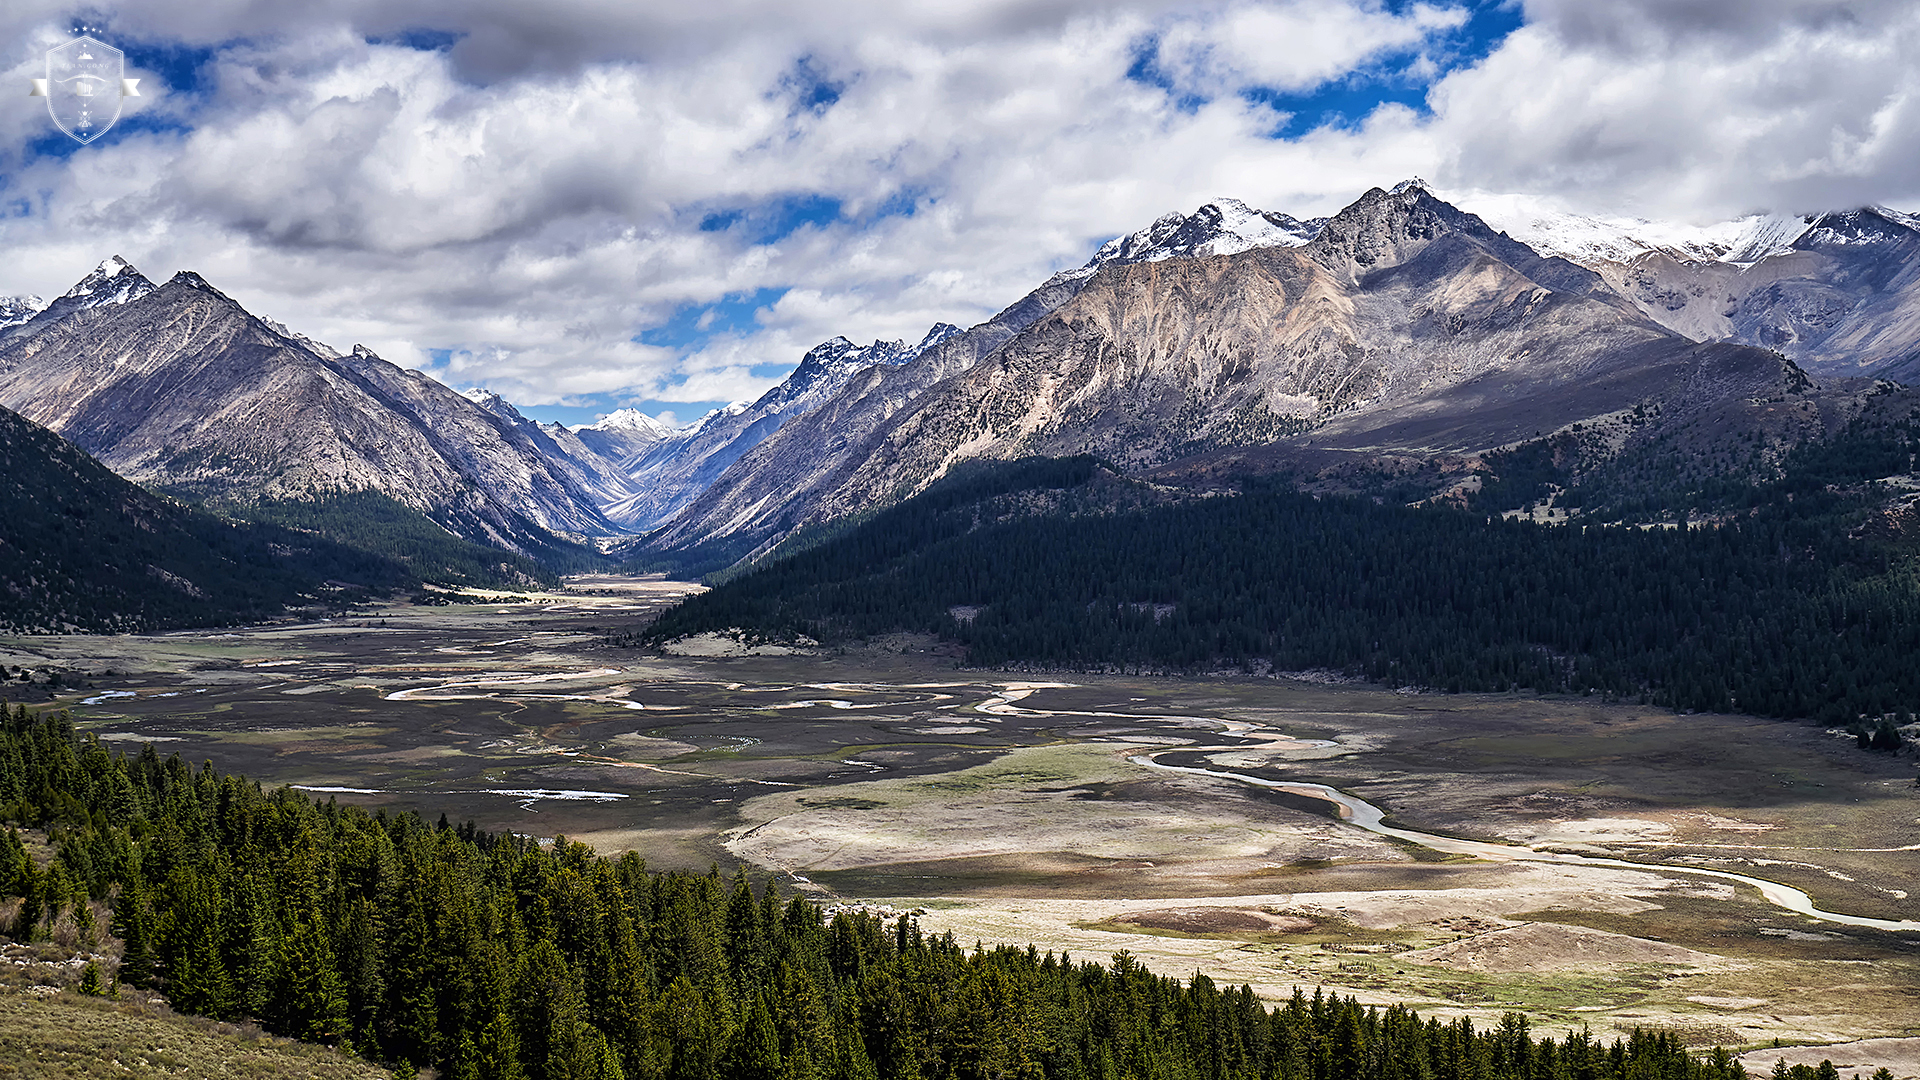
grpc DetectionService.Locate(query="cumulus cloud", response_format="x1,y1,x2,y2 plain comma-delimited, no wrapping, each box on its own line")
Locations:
1,0,1917,410
1428,0,1920,219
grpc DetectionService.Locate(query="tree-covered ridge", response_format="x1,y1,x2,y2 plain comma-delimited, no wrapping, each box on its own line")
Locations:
2,703,1756,1080
0,403,414,632
230,490,594,591
647,451,1920,732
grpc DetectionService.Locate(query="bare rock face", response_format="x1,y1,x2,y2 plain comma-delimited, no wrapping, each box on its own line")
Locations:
0,266,615,551
652,184,1791,560
1506,205,1920,379
604,324,961,530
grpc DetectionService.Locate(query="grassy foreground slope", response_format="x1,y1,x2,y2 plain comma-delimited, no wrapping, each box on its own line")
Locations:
0,993,382,1079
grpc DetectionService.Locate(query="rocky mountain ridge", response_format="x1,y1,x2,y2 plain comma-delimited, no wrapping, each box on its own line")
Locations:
647,183,1830,562
1468,198,1920,378
0,261,617,553
602,323,965,530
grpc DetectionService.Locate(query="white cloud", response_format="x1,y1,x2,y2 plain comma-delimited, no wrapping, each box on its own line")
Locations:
2,0,1916,412
1426,0,1920,220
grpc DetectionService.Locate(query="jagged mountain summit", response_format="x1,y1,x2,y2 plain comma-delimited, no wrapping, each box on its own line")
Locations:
458,387,643,510
2,256,155,341
0,261,618,552
604,323,964,530
634,195,1341,554
647,182,1814,562
575,407,682,442
1045,197,1325,287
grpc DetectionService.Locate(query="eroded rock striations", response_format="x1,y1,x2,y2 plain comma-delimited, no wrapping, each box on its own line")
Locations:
0,261,616,552
1477,200,1920,379
649,183,1811,561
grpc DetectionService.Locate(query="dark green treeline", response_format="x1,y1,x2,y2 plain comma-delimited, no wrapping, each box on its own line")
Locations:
647,458,1920,729
3,705,1747,1080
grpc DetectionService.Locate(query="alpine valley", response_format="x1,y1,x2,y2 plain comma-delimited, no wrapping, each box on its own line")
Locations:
9,179,1920,1080
6,180,1920,616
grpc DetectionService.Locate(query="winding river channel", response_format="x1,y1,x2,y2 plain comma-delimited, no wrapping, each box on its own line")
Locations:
971,686,1920,934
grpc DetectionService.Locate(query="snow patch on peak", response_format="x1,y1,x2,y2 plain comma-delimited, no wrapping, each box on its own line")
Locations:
915,322,963,353
1457,192,1778,267
1389,177,1430,196
1794,207,1920,251
60,255,155,308
1050,198,1325,286
0,295,46,330
575,408,679,441
1721,213,1815,264
461,387,527,423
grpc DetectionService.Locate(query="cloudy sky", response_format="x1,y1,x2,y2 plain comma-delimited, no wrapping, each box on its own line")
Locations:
3,0,1917,427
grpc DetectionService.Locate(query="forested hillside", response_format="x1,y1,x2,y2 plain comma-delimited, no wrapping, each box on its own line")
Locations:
647,438,1920,735
0,404,413,632
233,490,602,591
0,705,1760,1080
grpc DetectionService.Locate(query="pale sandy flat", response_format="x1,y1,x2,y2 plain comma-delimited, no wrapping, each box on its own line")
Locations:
1739,1038,1920,1080
1400,921,1723,972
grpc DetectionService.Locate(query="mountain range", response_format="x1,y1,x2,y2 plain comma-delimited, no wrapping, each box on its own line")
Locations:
0,260,616,554
3,180,1918,590
647,181,1911,563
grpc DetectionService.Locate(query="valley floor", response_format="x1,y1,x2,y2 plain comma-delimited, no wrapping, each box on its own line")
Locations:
2,576,1916,1070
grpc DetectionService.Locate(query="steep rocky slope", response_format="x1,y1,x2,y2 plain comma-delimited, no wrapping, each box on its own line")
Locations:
651,183,1799,559
0,263,615,552
605,325,960,529
1477,202,1920,379
643,198,1327,553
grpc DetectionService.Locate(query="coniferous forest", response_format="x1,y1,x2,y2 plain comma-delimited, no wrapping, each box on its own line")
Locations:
647,425,1920,737
0,703,1771,1080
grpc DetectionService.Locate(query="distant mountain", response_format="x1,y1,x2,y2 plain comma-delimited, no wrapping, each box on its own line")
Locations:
1469,198,1920,378
570,408,683,466
647,182,1813,564
0,296,44,331
0,260,618,554
605,324,961,530
0,402,409,632
2,255,154,341
458,388,642,510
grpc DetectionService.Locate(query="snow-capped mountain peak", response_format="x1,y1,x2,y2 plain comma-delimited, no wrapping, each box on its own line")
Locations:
575,407,680,441
1795,207,1920,250
1049,197,1327,286
1455,193,1761,266
0,295,46,331
59,255,157,309
914,322,963,354
1461,195,1920,272
460,387,528,424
